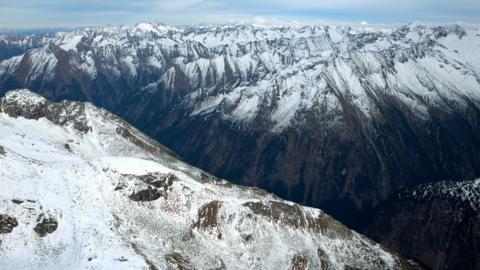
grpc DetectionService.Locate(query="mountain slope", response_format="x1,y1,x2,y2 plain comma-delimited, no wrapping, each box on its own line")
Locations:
0,22,479,224
350,179,480,270
138,24,480,223
0,89,425,269
0,33,55,61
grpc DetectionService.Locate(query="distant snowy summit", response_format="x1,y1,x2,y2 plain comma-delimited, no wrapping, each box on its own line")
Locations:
1,20,471,51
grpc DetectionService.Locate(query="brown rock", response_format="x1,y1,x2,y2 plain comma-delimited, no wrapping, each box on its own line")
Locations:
11,199,23,204
33,213,58,237
291,255,308,270
127,172,178,202
0,214,18,234
129,186,162,202
193,201,222,239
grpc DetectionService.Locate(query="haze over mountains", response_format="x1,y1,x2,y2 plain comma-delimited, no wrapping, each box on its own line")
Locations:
0,21,479,269
0,28,80,36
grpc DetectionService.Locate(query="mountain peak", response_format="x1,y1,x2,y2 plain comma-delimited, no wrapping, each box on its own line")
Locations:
451,24,467,39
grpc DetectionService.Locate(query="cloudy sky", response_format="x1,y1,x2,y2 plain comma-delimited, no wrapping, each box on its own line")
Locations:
1,0,479,29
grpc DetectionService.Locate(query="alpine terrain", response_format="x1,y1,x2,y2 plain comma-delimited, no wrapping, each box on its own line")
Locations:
351,179,480,270
0,22,479,226
0,89,426,269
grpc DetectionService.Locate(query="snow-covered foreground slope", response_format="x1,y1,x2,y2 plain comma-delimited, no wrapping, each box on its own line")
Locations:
0,89,424,269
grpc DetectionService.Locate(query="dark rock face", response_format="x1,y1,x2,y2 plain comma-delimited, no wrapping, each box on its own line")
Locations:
0,90,91,133
432,27,448,39
130,186,163,202
1,24,479,227
451,25,467,39
34,213,58,237
0,214,19,234
164,252,192,270
127,172,178,202
142,41,480,224
350,179,480,270
11,199,23,204
193,201,222,239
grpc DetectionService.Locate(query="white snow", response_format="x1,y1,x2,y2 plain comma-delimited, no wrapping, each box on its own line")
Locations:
60,35,83,52
0,90,421,269
0,21,479,141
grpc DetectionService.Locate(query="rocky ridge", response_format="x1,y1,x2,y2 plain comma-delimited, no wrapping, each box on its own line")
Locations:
138,23,480,223
0,22,479,224
0,89,425,270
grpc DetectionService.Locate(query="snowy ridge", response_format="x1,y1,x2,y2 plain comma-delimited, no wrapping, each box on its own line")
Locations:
2,22,478,128
127,22,480,131
1,23,478,126
167,24,480,133
2,22,478,225
0,89,424,269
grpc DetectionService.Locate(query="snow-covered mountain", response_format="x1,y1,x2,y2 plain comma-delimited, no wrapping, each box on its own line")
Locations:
0,22,479,225
351,178,480,270
0,33,54,61
131,22,480,224
0,21,460,111
0,89,425,270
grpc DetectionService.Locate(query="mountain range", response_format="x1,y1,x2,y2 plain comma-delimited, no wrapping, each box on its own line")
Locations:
1,21,480,269
0,89,426,270
1,21,479,224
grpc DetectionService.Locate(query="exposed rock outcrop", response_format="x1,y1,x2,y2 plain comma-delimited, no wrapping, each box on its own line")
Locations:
1,23,478,225
0,89,425,270
0,214,18,234
33,213,58,237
